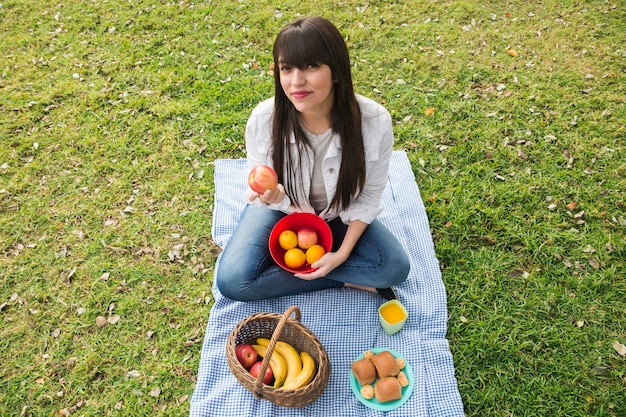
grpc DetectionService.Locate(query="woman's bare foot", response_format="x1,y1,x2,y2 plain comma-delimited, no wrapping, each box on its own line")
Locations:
345,283,377,293
345,283,397,300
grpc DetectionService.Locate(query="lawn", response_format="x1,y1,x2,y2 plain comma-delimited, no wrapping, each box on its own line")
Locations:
1,0,624,416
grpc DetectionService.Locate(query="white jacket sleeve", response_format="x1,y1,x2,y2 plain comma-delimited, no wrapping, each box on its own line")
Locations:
244,98,291,211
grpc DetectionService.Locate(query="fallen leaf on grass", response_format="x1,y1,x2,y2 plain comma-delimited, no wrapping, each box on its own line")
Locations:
612,341,626,356
150,387,161,397
508,269,530,278
508,49,518,57
424,107,435,116
127,370,141,378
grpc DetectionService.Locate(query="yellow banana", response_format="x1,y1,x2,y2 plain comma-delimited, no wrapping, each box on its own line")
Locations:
281,351,316,390
256,338,302,387
251,344,288,388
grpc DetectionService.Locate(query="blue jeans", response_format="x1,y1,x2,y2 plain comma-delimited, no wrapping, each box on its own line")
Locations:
216,206,410,301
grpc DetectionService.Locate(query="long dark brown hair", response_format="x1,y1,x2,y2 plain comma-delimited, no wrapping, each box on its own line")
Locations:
271,16,366,211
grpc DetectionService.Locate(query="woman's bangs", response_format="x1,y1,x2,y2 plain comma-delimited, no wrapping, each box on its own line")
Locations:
277,30,328,67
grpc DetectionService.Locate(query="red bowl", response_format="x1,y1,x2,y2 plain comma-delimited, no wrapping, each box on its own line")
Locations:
269,212,333,273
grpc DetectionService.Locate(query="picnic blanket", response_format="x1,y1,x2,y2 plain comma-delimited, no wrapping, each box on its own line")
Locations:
189,151,464,417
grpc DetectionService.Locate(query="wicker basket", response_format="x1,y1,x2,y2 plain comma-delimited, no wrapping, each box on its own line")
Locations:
226,306,330,407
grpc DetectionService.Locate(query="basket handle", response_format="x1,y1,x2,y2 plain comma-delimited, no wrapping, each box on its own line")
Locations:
252,306,301,396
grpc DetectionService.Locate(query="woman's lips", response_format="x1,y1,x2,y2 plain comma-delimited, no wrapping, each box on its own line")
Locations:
291,91,310,99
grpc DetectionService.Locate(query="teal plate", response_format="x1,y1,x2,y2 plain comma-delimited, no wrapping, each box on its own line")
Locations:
349,348,414,411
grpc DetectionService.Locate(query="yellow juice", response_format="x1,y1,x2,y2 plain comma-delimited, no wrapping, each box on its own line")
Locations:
380,302,406,324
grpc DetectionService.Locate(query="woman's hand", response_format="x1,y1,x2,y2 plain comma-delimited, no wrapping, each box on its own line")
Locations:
248,183,286,205
293,251,347,280
294,219,368,281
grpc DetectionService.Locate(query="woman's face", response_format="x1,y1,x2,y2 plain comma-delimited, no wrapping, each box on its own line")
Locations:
278,59,335,119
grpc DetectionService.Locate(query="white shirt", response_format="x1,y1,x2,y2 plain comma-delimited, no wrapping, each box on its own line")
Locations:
245,94,394,224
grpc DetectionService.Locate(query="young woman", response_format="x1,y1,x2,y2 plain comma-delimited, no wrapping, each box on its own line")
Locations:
216,16,410,301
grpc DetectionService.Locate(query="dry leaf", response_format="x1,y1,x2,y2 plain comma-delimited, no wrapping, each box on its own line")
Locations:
508,269,529,278
508,49,518,57
96,316,108,328
565,201,577,211
107,314,121,324
424,107,435,116
150,387,161,397
126,370,140,378
582,245,596,253
612,341,626,356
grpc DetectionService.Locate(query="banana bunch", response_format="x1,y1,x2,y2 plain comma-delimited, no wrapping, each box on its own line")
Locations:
255,338,316,390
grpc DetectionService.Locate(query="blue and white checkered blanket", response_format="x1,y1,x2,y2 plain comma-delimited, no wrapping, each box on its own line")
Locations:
190,151,464,417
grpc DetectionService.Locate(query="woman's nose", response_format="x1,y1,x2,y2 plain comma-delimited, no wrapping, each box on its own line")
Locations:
291,69,305,85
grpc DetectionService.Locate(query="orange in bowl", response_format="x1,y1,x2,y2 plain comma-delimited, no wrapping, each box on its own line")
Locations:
306,245,326,264
269,213,333,273
284,248,306,269
278,230,298,250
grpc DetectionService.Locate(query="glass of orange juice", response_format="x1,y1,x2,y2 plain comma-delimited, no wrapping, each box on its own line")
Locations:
378,299,408,335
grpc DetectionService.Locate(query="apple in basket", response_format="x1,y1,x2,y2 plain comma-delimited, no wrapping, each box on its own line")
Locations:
235,344,258,369
248,165,278,194
249,361,274,385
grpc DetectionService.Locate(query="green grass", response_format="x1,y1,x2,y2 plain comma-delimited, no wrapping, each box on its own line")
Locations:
1,1,624,416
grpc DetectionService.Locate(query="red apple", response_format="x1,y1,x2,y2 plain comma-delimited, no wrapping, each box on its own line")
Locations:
248,165,278,194
235,344,258,369
249,361,274,385
297,227,318,250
